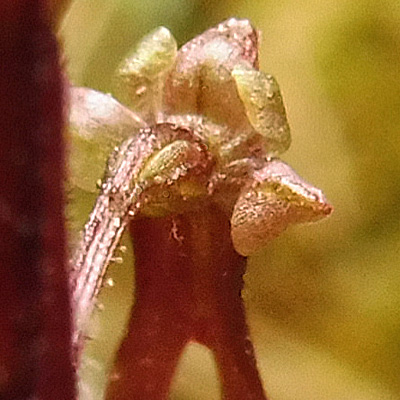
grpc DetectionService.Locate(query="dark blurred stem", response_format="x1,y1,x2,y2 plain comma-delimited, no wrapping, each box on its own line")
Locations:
0,1,74,398
49,0,71,30
106,205,268,400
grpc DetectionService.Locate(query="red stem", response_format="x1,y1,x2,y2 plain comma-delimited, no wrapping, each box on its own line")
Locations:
106,204,267,400
0,1,75,398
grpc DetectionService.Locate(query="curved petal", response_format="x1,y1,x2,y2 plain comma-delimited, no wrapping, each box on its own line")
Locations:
231,159,332,256
232,64,291,155
68,86,146,193
164,18,259,134
113,27,177,124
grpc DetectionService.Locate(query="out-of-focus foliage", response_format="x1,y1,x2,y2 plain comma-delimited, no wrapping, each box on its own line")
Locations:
62,0,400,399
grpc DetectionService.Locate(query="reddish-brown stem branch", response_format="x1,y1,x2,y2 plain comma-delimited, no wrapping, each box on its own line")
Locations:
70,123,211,364
106,204,267,400
0,1,74,398
70,134,155,358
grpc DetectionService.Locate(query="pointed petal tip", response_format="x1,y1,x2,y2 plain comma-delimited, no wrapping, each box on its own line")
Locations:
322,200,334,217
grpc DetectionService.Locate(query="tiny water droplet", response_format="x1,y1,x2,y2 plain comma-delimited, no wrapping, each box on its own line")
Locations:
113,217,121,228
106,278,115,287
136,86,147,96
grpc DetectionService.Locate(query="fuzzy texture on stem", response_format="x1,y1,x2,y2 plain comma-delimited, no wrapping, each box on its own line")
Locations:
70,123,212,362
106,204,267,400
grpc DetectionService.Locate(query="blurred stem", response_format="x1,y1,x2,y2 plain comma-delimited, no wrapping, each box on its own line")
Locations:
49,0,71,30
0,0,74,398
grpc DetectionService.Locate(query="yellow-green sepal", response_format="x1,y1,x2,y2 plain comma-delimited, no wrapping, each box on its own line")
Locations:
113,27,177,123
232,64,291,155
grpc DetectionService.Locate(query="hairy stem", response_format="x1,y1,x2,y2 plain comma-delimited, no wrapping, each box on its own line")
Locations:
70,132,156,357
106,205,267,400
70,124,211,362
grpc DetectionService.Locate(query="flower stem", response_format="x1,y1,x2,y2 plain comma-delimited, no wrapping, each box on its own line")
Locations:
70,133,155,358
106,205,267,399
70,123,211,363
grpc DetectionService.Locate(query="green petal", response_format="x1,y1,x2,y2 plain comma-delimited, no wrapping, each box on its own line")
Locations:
232,64,291,155
114,26,177,123
68,87,146,193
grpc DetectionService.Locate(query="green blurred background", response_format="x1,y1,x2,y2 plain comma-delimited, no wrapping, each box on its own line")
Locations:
61,0,400,399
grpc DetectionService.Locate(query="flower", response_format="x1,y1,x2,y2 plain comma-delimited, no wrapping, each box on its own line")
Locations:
68,18,333,399
69,18,332,258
